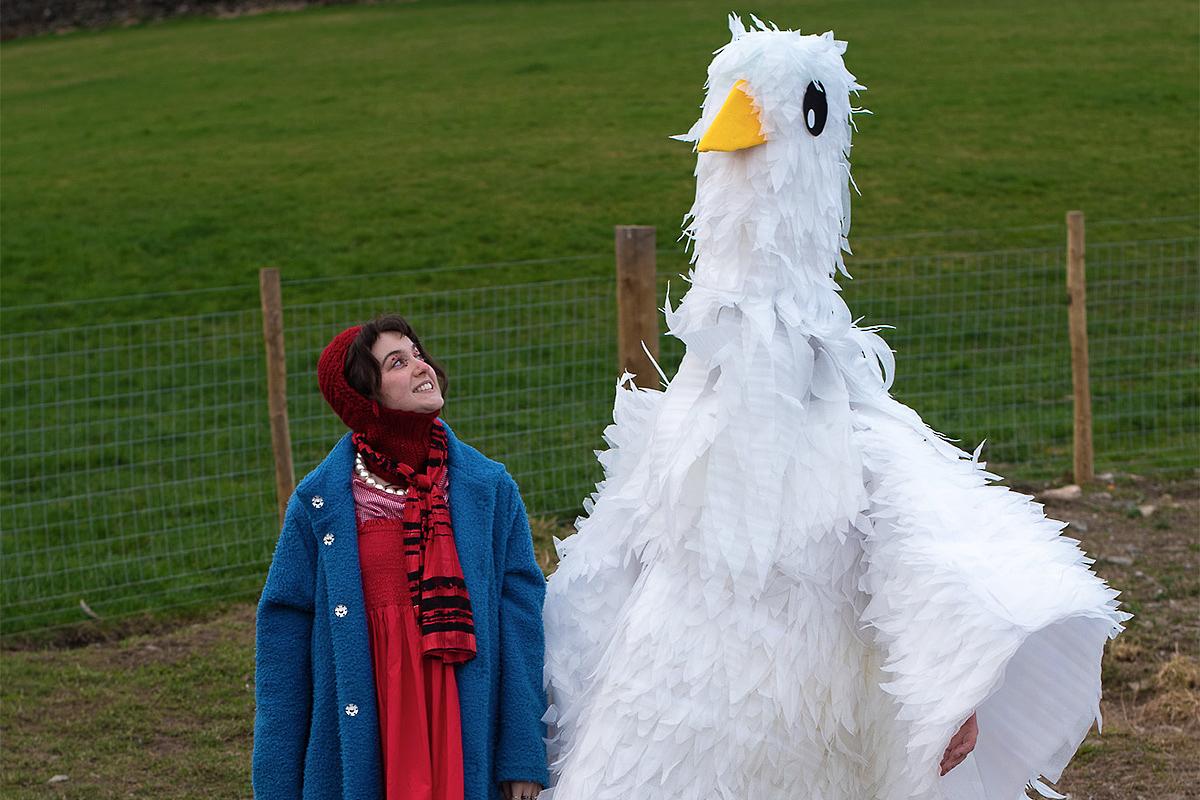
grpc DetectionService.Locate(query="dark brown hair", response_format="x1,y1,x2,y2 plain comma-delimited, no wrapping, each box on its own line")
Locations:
344,314,449,401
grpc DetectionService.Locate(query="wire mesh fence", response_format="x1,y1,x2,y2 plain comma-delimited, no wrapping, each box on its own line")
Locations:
0,309,277,634
280,259,619,518
1,229,1196,636
1087,238,1199,476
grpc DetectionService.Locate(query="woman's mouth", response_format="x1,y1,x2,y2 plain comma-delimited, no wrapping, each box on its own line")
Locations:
414,381,435,394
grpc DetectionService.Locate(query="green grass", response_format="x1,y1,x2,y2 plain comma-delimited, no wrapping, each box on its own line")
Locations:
1,606,259,798
1,0,1197,312
1,0,1197,635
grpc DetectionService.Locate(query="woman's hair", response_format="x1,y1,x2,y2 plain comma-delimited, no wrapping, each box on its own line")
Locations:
344,314,449,401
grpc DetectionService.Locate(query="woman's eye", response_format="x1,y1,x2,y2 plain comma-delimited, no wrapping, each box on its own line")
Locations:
803,81,828,136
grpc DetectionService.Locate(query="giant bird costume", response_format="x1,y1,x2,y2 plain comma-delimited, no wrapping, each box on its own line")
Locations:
542,16,1128,800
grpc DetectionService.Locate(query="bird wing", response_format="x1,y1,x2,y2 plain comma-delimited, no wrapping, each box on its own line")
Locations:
851,403,1129,799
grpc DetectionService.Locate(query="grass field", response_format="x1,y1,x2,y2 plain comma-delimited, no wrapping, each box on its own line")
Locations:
0,1,1197,635
1,0,1197,312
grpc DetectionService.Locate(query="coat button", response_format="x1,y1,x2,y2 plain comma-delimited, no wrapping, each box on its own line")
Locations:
334,604,348,618
311,495,324,509
323,533,335,547
344,703,359,717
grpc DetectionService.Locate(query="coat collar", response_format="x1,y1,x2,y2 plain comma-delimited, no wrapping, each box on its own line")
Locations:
300,419,491,525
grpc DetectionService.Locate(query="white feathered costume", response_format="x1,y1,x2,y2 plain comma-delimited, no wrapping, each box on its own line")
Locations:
543,16,1128,800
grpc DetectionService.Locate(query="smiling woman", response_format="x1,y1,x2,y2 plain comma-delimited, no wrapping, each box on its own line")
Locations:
253,314,548,800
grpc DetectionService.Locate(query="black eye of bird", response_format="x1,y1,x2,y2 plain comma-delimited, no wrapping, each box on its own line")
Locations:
803,81,828,136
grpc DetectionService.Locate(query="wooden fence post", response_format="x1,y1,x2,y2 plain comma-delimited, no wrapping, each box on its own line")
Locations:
1066,211,1094,484
259,267,295,525
615,226,660,388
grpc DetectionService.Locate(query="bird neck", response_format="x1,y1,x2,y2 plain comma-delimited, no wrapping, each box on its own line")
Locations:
684,154,850,301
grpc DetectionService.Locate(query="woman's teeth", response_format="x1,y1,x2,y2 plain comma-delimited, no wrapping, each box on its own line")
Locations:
415,381,434,393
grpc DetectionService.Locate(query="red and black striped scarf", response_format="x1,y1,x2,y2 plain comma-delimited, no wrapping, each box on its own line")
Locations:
353,422,476,663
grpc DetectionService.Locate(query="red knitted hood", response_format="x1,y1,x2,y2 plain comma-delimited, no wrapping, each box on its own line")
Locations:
317,324,440,473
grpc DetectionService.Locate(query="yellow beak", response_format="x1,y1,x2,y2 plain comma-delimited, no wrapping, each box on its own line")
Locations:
697,79,768,153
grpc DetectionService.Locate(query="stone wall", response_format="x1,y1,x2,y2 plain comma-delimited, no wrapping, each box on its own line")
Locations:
1,0,350,40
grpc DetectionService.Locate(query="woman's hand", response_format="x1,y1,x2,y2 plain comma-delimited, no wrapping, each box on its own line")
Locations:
939,712,979,776
501,781,542,800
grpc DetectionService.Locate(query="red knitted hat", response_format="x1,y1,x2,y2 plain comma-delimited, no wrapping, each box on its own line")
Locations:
317,325,374,431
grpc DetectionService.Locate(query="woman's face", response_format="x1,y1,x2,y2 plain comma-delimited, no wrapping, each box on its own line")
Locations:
370,331,443,413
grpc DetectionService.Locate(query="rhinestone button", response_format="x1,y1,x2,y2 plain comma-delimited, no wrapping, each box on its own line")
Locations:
334,604,348,618
344,703,359,717
311,495,324,509
323,533,335,547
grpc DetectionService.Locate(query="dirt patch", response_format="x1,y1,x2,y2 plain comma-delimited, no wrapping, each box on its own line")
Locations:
101,603,257,670
1038,478,1200,799
0,599,255,652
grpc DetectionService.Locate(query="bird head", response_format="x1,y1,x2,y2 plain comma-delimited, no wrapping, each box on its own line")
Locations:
676,15,865,298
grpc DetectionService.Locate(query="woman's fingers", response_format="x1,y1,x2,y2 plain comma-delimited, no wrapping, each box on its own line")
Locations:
940,743,968,774
940,752,963,776
501,781,542,799
940,711,980,775
940,743,973,776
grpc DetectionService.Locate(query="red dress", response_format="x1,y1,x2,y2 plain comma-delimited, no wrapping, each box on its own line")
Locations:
353,474,465,800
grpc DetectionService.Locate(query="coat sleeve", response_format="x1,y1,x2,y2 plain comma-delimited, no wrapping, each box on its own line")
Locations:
253,493,316,799
494,476,551,787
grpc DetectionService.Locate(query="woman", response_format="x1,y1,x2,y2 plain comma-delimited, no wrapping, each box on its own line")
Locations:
253,314,548,800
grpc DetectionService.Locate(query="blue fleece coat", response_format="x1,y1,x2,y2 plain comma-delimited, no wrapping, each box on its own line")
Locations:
253,426,549,800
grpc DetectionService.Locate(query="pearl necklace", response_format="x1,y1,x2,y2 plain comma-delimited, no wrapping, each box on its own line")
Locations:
354,452,408,496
